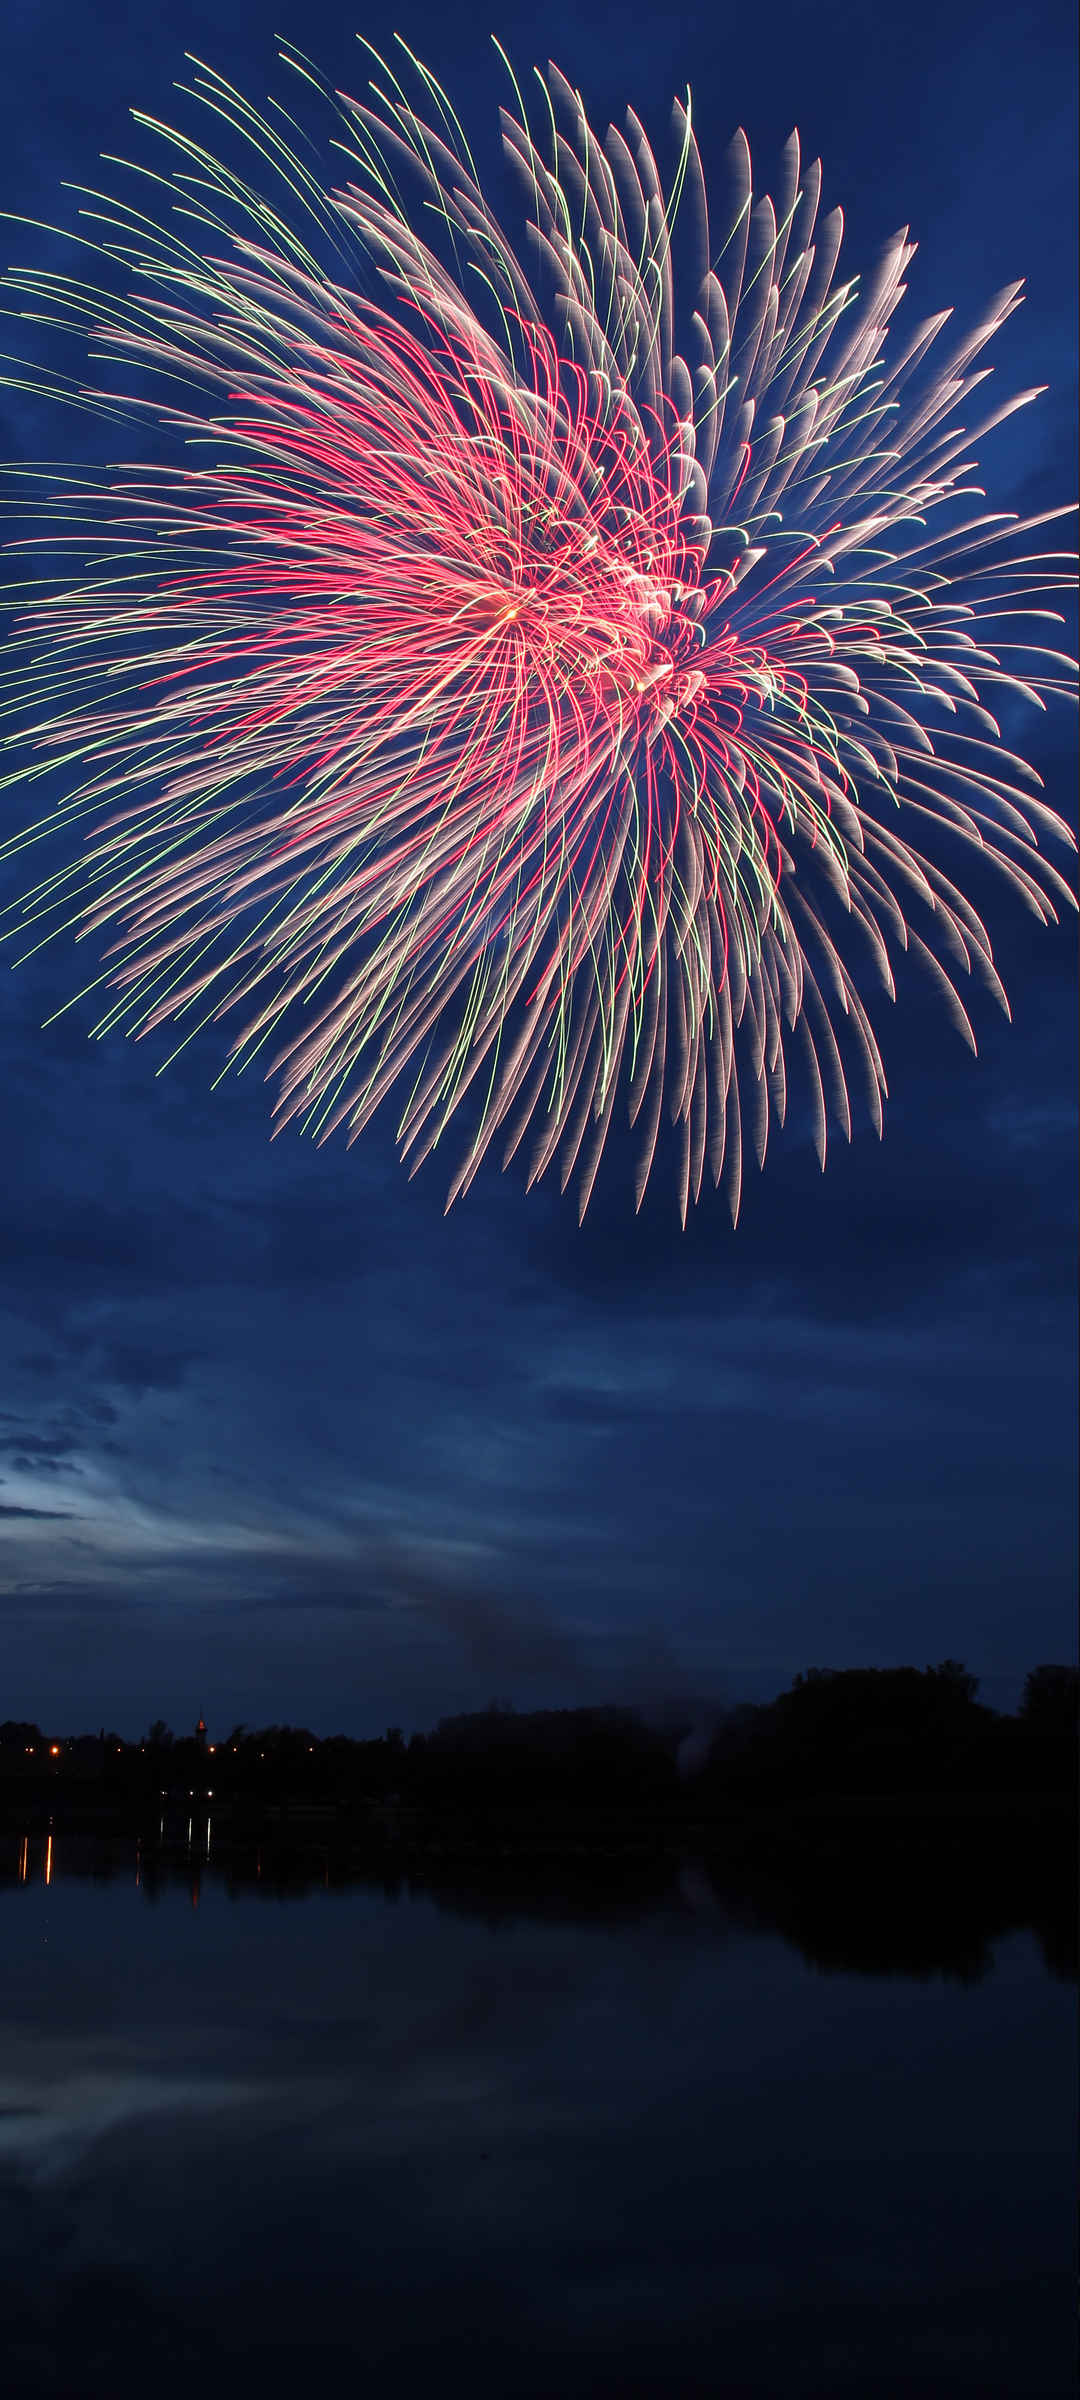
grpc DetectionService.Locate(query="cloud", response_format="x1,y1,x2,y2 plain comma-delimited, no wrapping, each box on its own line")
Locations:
0,1423,79,1451
0,1503,72,1520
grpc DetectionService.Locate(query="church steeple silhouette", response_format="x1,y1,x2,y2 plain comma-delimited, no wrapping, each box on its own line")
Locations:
195,1715,207,1749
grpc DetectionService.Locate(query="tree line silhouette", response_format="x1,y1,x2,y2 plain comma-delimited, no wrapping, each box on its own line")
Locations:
1,1660,1075,1825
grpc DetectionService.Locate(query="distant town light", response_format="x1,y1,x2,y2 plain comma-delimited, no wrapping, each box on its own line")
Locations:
50,1744,60,1756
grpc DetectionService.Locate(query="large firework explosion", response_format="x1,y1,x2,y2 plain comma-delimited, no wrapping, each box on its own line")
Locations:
0,43,1075,1221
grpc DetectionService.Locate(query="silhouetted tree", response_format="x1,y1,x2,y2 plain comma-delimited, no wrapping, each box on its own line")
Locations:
1019,1666,1079,1738
927,1659,979,1704
0,1720,44,1749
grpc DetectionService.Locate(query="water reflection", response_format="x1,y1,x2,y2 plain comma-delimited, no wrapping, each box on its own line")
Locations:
4,1820,1074,1985
0,1822,1074,2400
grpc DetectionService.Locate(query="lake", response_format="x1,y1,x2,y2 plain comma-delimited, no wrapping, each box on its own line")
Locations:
1,1826,1074,2398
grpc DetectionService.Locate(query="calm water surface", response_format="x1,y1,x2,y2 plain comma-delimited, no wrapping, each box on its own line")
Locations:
0,1831,1073,2399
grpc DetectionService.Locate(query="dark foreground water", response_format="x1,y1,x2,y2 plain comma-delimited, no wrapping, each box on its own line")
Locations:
0,1828,1074,2399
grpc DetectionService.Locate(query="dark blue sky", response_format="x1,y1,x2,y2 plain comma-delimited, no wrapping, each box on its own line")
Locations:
1,0,1075,1736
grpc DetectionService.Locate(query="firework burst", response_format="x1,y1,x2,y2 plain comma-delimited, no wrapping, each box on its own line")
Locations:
0,41,1075,1220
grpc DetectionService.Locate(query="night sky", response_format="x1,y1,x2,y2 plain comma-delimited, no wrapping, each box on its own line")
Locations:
1,0,1075,1738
